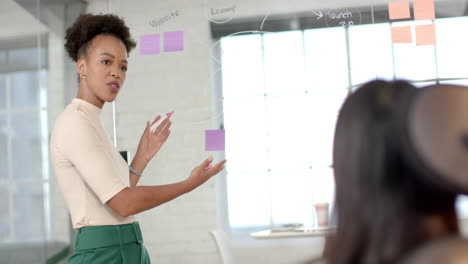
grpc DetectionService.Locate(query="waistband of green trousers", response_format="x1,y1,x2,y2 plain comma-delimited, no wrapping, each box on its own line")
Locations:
75,222,143,251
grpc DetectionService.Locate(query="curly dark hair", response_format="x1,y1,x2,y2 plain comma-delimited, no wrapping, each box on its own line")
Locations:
64,13,137,62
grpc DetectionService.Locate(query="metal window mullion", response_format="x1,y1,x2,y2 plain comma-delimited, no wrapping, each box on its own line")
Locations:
6,72,14,242
301,30,309,93
259,34,274,227
345,27,353,94
41,109,51,241
35,1,49,259
39,71,52,242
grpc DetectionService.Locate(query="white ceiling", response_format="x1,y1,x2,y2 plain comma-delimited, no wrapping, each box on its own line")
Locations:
0,0,47,40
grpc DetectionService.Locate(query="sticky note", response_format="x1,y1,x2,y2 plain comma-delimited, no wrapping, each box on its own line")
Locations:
391,26,413,43
414,0,435,20
416,24,436,46
164,31,184,52
140,34,160,55
205,129,225,151
388,1,411,20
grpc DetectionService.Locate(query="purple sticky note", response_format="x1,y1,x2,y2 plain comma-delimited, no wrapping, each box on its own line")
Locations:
205,130,225,151
164,31,184,52
140,34,160,55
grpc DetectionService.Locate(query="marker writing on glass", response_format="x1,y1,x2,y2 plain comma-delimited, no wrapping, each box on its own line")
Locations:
150,111,174,133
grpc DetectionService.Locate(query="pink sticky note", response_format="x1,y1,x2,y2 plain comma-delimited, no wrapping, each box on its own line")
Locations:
140,34,161,55
164,31,184,52
388,1,411,20
205,130,225,151
414,0,435,20
416,24,436,46
391,26,413,43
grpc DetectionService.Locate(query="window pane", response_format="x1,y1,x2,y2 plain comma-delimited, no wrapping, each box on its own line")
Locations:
263,31,306,94
308,90,348,166
311,167,335,226
265,94,315,170
13,183,45,241
221,34,264,97
349,23,394,85
304,27,349,91
11,71,40,110
224,96,269,172
392,21,437,81
0,74,5,110
0,51,6,64
435,17,468,79
270,169,314,226
0,114,7,181
9,47,47,69
227,171,270,228
12,112,42,180
0,185,9,241
311,167,335,205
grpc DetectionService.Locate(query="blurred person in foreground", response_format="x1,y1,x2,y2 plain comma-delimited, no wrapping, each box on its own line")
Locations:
324,80,467,264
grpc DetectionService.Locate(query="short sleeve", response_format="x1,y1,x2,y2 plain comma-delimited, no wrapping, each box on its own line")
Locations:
58,114,126,203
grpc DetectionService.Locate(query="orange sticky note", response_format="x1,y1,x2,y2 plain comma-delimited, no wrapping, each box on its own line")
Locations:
391,26,412,43
388,1,411,20
416,24,436,46
414,0,435,20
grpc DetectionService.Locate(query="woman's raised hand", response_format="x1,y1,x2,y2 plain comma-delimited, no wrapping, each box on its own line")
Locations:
135,115,172,164
185,157,227,191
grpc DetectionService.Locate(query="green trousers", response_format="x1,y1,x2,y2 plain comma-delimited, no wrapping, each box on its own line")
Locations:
69,222,150,264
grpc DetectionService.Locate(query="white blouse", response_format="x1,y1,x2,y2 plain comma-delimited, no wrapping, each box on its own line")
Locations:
50,98,134,229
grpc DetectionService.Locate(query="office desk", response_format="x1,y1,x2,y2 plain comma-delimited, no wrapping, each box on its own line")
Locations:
250,226,336,239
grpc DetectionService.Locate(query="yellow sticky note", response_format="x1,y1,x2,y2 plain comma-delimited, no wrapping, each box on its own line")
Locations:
391,26,413,43
414,0,435,20
388,1,411,20
416,24,436,46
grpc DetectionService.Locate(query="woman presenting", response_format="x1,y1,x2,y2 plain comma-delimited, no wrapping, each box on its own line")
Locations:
50,13,226,263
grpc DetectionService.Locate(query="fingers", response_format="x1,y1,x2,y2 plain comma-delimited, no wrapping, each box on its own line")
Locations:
154,120,171,140
204,159,226,174
160,129,171,143
150,115,161,126
213,160,227,172
201,156,214,169
154,118,171,135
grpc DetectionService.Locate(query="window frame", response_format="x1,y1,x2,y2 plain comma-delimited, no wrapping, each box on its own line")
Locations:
0,37,51,243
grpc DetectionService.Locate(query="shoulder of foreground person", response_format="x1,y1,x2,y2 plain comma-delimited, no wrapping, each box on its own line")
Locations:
399,236,468,264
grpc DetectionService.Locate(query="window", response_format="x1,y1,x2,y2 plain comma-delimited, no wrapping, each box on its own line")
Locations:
0,45,49,242
219,16,468,231
221,29,345,229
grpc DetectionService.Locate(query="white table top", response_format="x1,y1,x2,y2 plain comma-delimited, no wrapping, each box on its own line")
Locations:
250,226,336,239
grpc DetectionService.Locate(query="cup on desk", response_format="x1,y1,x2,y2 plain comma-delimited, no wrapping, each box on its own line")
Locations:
314,202,329,227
